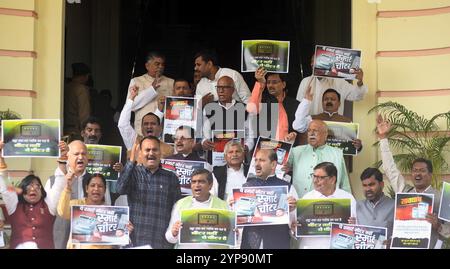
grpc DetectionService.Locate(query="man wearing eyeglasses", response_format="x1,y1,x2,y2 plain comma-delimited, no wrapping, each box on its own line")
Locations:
166,126,205,162
201,76,255,160
194,50,251,107
287,119,351,198
298,162,356,249
46,140,112,249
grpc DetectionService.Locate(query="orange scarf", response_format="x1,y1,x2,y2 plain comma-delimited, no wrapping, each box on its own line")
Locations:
275,93,288,141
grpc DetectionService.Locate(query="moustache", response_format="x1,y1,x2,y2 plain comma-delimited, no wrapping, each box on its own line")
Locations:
326,102,333,107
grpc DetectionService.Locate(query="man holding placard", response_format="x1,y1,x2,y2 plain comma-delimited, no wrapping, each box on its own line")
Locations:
377,115,450,248
297,162,356,249
165,169,231,249
238,149,297,249
297,46,368,116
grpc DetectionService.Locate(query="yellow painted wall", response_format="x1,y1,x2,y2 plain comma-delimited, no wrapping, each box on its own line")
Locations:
352,0,450,199
378,54,450,90
0,0,65,182
0,0,35,10
2,0,449,196
351,1,378,200
378,13,450,51
377,0,450,11
32,0,65,180
0,57,34,90
0,15,35,51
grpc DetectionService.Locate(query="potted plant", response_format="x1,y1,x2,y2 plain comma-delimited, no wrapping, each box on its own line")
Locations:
0,109,21,171
0,109,21,122
369,101,450,190
370,102,450,248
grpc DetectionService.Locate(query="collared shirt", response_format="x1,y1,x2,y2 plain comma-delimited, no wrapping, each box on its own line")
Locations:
165,152,206,162
212,165,247,201
293,98,352,133
240,175,298,249
296,76,368,115
323,111,339,118
118,95,163,150
202,100,255,150
246,82,299,140
288,144,351,198
116,161,181,248
299,188,356,249
196,67,251,104
165,196,230,249
356,194,395,237
126,74,174,136
292,98,355,151
379,138,450,247
117,97,172,160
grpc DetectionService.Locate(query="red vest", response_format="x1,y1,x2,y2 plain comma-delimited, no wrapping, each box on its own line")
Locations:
9,200,56,249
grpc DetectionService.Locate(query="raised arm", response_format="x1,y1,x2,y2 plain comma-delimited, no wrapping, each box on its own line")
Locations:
292,84,314,133
118,86,139,150
45,169,66,216
246,67,267,115
57,171,76,219
337,69,368,102
128,79,158,111
377,114,406,192
0,142,18,215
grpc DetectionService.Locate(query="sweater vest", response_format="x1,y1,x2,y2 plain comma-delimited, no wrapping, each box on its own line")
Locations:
213,165,249,200
9,200,55,249
176,195,228,211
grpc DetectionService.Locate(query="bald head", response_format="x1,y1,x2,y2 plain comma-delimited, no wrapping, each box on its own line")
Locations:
67,140,88,175
68,140,87,151
217,76,235,104
307,120,328,148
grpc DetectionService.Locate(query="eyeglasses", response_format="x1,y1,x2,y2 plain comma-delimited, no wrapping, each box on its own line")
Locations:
173,136,193,142
26,183,42,191
215,85,234,91
310,174,330,181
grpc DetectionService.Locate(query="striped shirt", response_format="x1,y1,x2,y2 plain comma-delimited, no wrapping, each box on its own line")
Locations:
117,161,181,248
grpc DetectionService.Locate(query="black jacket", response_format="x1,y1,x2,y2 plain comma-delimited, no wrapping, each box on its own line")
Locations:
213,164,250,200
